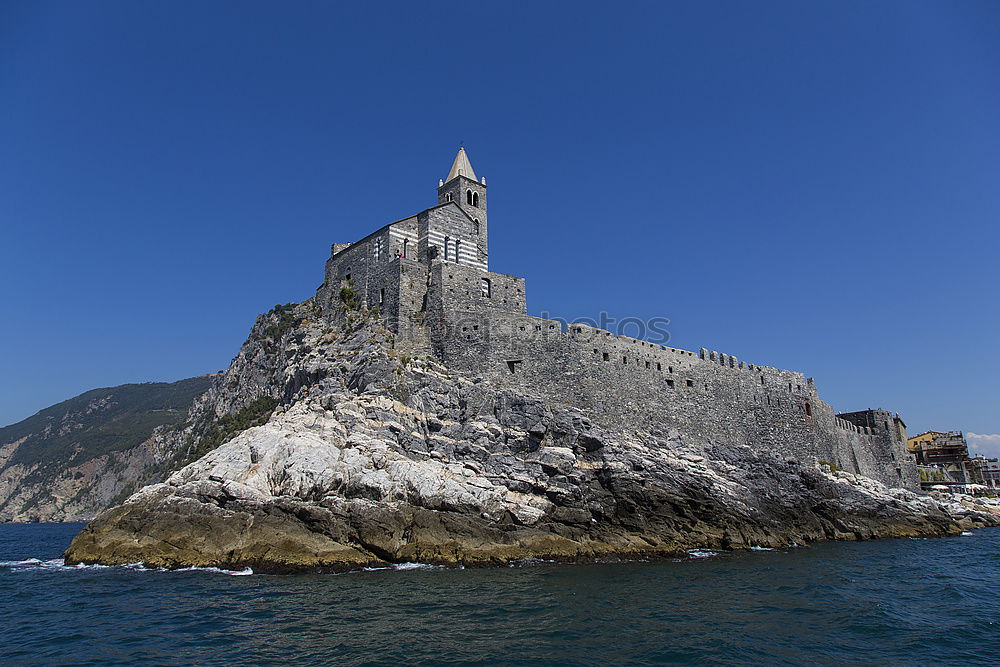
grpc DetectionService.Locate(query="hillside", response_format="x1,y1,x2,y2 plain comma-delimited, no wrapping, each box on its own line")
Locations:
0,376,215,522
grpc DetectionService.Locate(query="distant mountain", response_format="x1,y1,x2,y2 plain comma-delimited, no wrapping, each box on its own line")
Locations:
0,376,215,522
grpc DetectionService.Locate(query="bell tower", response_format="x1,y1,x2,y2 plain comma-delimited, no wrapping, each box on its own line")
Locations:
437,148,488,256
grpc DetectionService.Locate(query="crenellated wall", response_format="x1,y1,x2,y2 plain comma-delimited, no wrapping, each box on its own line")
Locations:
426,308,918,489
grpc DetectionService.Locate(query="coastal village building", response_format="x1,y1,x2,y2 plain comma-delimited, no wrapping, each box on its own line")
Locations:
973,457,1000,490
315,148,919,489
908,430,990,490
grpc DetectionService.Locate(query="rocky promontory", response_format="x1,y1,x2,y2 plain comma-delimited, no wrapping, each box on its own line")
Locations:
65,303,1000,572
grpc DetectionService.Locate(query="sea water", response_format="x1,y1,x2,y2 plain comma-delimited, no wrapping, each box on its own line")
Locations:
1,522,997,665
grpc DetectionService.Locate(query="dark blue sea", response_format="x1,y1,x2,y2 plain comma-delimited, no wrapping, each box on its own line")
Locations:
1,523,997,665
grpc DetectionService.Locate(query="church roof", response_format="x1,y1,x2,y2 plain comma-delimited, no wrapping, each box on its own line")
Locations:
445,147,477,183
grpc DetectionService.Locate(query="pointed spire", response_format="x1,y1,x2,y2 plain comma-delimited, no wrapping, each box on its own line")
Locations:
445,147,477,183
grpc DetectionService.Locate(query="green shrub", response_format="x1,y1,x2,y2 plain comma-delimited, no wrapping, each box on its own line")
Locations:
173,396,279,468
263,303,299,340
340,283,361,311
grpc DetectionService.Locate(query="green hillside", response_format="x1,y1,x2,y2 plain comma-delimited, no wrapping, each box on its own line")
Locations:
1,376,215,473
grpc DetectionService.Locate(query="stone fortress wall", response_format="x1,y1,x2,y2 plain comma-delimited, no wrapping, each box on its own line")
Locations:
315,149,919,489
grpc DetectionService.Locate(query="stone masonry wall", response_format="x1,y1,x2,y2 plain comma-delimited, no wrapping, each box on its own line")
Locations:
418,205,487,270
429,308,918,489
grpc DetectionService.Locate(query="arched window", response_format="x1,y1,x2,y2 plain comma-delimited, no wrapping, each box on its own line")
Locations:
472,192,479,207
445,193,452,202
473,218,480,234
466,190,473,205
805,402,812,417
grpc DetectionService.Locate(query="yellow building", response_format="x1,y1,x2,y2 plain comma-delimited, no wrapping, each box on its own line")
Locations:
907,430,949,454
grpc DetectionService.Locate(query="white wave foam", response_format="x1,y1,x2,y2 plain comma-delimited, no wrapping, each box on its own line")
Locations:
392,562,442,570
174,566,254,576
686,550,719,559
0,558,64,568
361,562,444,573
0,558,251,575
749,546,776,551
961,531,974,536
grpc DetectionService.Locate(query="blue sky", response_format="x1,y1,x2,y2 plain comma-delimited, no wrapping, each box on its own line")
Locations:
2,1,998,453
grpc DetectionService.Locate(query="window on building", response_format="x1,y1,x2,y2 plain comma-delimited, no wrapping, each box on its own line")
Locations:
686,379,694,387
345,272,351,282
805,402,812,416
603,352,610,361
402,239,409,258
444,236,450,261
455,239,461,264
445,193,453,202
472,192,479,207
379,288,385,304
656,363,661,371
666,379,675,388
473,218,480,234
481,278,491,297
507,360,522,374
467,190,473,205
645,361,650,369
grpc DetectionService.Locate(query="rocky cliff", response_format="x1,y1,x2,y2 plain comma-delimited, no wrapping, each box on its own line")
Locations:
0,376,214,522
64,301,1000,571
